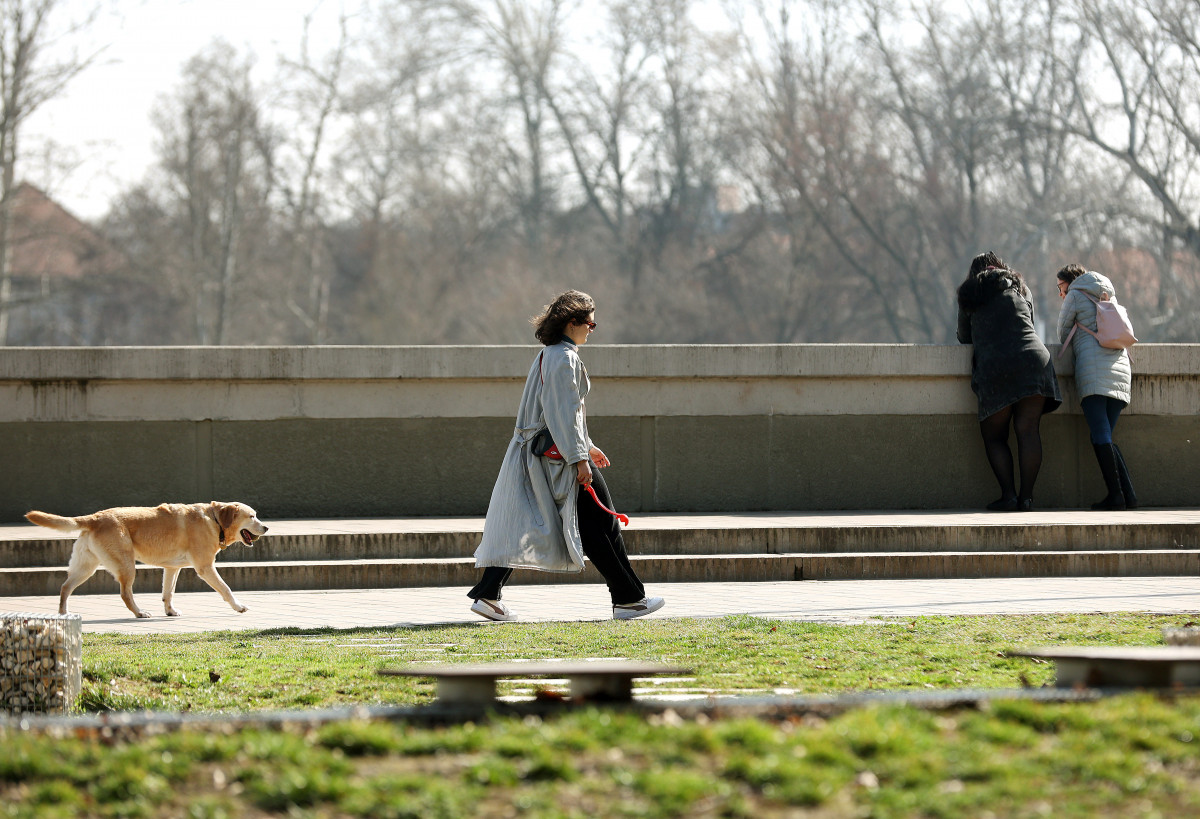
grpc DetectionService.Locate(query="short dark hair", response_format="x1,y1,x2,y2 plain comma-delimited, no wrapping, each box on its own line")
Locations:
1056,264,1086,284
532,290,595,345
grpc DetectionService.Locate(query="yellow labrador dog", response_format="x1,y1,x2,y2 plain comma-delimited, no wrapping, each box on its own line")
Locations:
25,502,268,618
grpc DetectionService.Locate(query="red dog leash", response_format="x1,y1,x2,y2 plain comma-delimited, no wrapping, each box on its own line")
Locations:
584,483,629,526
535,422,628,525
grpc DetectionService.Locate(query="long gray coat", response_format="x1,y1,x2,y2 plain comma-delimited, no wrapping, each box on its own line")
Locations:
473,340,591,573
1057,271,1131,404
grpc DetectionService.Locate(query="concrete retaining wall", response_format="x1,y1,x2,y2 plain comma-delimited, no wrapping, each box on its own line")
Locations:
13,550,1200,597
1,344,1197,520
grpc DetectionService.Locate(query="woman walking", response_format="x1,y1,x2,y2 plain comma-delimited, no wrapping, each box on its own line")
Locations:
1056,264,1136,510
957,252,1062,512
468,290,665,621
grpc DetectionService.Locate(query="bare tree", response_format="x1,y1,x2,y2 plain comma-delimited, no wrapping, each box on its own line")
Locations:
731,0,938,341
716,0,855,341
588,0,734,339
858,0,1024,340
152,41,277,344
954,0,1117,326
276,7,350,343
329,1,523,343
647,0,728,229
538,0,656,279
446,0,573,254
88,0,1200,345
0,0,103,344
1059,0,1200,337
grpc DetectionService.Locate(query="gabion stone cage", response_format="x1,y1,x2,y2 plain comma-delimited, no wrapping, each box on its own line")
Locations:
1164,627,1200,647
1,613,83,715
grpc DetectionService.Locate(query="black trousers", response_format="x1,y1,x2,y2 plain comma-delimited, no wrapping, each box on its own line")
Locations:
468,467,645,606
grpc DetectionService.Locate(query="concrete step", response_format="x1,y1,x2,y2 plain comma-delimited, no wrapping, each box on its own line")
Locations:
6,550,1200,598
3,511,1198,568
0,531,483,568
6,511,1199,598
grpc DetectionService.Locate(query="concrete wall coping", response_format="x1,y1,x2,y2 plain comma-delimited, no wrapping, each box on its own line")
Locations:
1,346,1197,518
1,343,1197,381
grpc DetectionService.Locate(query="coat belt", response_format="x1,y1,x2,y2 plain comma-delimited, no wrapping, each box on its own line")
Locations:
514,426,541,444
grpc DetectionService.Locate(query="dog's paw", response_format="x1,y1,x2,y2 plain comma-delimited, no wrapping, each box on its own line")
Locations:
165,609,180,617
134,610,152,619
234,604,248,613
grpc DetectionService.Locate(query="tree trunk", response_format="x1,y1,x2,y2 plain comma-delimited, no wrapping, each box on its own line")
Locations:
214,126,243,345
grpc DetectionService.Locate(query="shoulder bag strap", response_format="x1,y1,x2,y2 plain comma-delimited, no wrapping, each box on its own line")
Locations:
1057,323,1077,358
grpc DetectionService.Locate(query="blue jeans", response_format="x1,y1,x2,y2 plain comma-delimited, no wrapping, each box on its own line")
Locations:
1080,395,1126,445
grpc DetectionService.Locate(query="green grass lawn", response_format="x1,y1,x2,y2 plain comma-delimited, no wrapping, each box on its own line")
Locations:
72,613,1182,711
3,613,1199,817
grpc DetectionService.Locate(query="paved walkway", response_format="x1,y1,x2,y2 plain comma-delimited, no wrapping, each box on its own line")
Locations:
4,576,1199,634
5,509,1199,633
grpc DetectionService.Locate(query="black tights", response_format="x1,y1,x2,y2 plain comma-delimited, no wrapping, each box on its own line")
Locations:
979,395,1046,502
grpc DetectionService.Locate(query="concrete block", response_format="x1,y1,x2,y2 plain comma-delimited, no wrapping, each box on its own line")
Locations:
1,345,1197,520
212,418,512,517
797,550,1200,580
0,422,203,521
653,417,772,510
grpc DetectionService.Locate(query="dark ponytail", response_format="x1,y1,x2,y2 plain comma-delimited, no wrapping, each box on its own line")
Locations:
958,251,1026,312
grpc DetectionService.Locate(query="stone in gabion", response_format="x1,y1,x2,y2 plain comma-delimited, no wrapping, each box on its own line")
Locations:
0,613,82,714
1163,627,1200,647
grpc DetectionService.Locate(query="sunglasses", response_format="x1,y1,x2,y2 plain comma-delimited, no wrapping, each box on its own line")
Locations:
579,320,597,329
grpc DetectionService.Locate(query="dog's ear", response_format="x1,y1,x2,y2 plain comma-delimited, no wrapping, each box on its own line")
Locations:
214,503,240,531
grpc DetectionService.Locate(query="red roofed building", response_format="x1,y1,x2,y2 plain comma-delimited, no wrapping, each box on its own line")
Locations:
0,182,170,345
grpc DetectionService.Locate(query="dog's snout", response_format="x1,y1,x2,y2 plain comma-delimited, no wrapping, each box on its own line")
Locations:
261,525,269,534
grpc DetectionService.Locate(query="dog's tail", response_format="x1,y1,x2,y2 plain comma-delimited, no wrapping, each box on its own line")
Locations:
25,511,87,533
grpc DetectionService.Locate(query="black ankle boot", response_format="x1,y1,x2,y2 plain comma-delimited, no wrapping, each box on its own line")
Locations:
1112,444,1138,509
1091,443,1126,511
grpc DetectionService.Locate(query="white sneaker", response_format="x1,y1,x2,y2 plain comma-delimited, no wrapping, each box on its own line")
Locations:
613,596,665,620
471,598,517,622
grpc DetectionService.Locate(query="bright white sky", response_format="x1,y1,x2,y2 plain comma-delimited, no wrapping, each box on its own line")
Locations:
28,0,737,222
27,0,363,220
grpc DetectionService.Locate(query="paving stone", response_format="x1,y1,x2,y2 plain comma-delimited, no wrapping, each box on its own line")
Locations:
2,510,1197,633
0,576,1195,635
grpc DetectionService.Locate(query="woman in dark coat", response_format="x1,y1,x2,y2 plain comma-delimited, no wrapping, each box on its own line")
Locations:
957,252,1061,512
